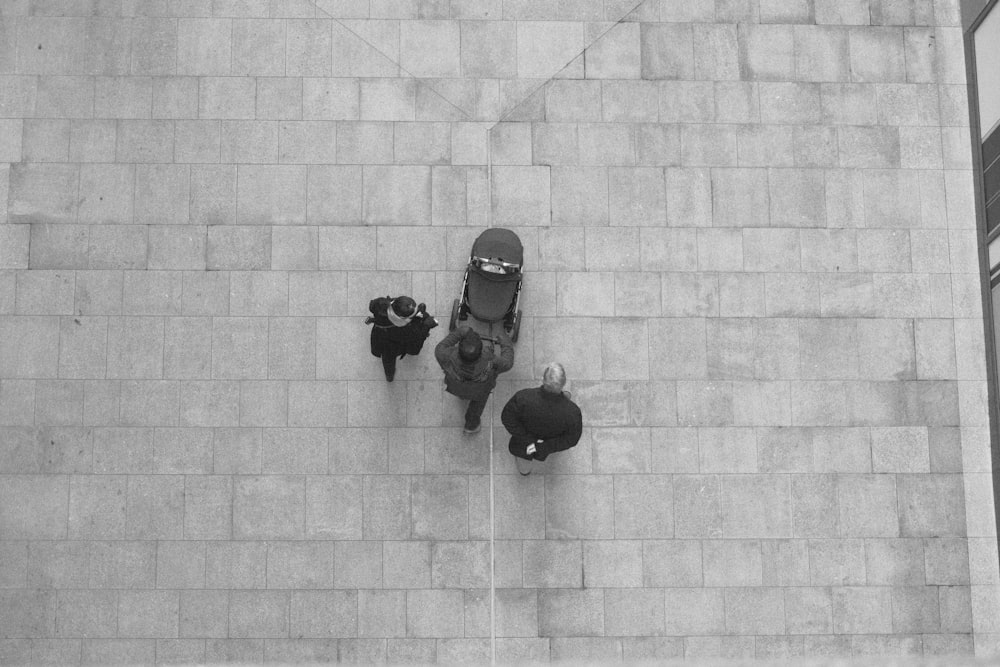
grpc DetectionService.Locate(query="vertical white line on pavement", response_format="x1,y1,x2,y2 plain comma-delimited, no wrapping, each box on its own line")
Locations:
486,125,497,667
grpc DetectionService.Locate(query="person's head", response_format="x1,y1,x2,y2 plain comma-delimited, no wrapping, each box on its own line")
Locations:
458,329,483,363
387,296,416,327
541,362,567,394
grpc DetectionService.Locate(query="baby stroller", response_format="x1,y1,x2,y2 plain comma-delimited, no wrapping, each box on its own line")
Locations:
449,228,523,342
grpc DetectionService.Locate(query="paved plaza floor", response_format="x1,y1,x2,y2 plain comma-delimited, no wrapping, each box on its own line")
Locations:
0,0,999,663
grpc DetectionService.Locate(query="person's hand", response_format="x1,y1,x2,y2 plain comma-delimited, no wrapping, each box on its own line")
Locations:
496,330,513,345
526,443,536,456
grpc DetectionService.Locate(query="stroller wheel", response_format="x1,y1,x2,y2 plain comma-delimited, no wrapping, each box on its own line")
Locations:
511,310,522,343
449,299,460,331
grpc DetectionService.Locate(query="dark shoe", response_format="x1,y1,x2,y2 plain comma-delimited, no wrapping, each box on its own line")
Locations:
515,456,532,475
382,355,396,382
462,420,481,435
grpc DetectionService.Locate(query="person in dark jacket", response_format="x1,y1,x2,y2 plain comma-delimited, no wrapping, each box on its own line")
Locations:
367,295,437,382
501,362,582,475
435,327,514,434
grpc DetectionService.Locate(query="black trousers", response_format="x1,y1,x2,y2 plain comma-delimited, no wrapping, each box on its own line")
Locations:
465,396,488,428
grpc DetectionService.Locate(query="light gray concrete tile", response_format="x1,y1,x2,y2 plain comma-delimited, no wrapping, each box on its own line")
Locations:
33,379,82,426
545,474,613,539
152,76,198,119
897,473,966,537
133,164,191,227
724,587,785,635
578,123,633,166
213,427,263,474
362,165,431,225
287,380,347,427
793,25,851,82
267,317,315,380
866,538,926,585
333,541,382,589
642,228,697,272
838,474,900,537
660,588,725,636
205,541,264,589
491,165,550,227
286,20,331,76
515,20,582,79
431,540,489,589
267,542,335,589
28,225,87,271
126,474,184,539
119,379,179,426
163,317,212,380
840,126,901,168
924,537,970,586
721,474,791,538
795,126,839,169
231,19,284,76
614,474,672,538
832,587,893,634
204,638,264,663
229,590,288,638
613,272,660,318
640,23,692,80
157,540,206,589
220,120,280,163
758,82,821,125
33,76,94,121
54,590,116,639
788,472,839,537
360,474,410,539
93,425,154,474
578,540,642,589
82,380,119,427
404,589,464,638
355,590,405,639
737,125,794,167
175,120,221,163
66,475,125,540
181,272,229,316
809,538,867,586
212,317,268,379
398,20,459,77
117,590,179,639
608,167,665,227
382,540,431,589
603,589,663,637
550,167,607,226
871,426,929,473
409,475,466,540
148,226,206,271
287,591,356,640
22,119,69,163
850,26,906,82
601,81,657,123
236,165,306,225
262,428,326,474
57,315,107,380
536,589,602,637
115,119,174,162
189,166,238,227
234,475,304,539
88,540,156,589
176,18,232,75
359,78,416,121
15,270,74,316
679,124,735,166
585,20,640,79
122,271,183,317
328,428,387,474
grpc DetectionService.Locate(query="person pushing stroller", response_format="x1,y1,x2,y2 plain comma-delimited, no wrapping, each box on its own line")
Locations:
366,295,438,382
435,327,514,434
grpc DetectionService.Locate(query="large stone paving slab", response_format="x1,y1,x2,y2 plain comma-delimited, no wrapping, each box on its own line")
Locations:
0,0,998,663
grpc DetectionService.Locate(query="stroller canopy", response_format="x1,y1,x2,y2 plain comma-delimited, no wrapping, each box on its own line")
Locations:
471,228,523,267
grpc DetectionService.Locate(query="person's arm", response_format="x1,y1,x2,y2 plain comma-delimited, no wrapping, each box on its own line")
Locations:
434,328,465,367
534,406,583,459
492,330,515,374
501,392,531,439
